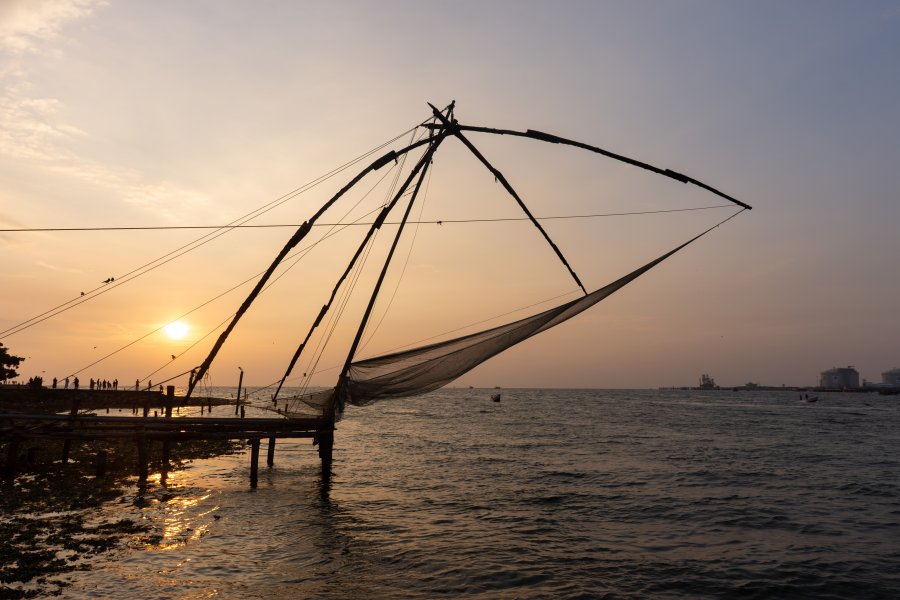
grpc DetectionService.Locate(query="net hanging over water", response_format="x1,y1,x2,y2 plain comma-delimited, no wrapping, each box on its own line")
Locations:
181,105,749,414
342,233,698,407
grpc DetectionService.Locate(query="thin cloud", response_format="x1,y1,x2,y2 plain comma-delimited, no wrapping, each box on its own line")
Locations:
0,0,104,53
0,85,207,221
35,260,82,274
0,0,213,223
0,86,86,162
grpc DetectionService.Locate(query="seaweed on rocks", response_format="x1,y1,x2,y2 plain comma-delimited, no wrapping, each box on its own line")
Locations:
0,437,240,598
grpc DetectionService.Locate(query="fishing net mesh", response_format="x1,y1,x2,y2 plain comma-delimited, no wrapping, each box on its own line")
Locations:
344,244,679,406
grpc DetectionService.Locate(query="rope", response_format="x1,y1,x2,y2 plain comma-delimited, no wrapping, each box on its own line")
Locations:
0,124,421,338
31,106,750,392
62,195,394,380
358,159,435,353
287,127,426,397
0,205,734,233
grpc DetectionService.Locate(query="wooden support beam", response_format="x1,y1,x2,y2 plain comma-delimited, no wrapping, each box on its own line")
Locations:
235,369,243,416
0,413,321,427
61,395,80,465
317,426,334,470
136,433,148,483
161,440,171,486
60,440,71,464
250,438,260,488
267,437,275,467
13,430,317,442
165,386,174,418
95,450,108,478
3,437,19,479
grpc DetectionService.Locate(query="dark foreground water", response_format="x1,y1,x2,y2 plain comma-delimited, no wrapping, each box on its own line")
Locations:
61,389,899,598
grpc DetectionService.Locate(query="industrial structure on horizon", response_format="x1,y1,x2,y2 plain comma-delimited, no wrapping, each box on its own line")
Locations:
818,366,900,390
819,367,860,389
881,367,900,387
670,366,900,392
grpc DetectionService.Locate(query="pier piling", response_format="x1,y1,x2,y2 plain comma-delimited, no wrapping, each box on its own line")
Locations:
61,395,80,465
136,433,148,483
2,407,322,489
250,438,260,488
95,450,108,477
165,386,174,418
267,437,276,467
318,426,334,469
3,438,19,479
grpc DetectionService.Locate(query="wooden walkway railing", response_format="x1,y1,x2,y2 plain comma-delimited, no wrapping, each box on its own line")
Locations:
1,387,333,487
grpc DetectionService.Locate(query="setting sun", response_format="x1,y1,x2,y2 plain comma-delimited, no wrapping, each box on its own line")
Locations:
163,320,189,340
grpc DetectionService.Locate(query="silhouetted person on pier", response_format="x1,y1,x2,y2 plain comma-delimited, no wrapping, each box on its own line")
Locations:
113,379,118,390
52,377,57,389
89,378,94,390
73,376,79,390
64,376,69,389
135,379,139,391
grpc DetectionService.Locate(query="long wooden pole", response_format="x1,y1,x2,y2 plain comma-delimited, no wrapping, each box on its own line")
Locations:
272,132,447,402
235,368,243,416
423,122,752,211
428,103,587,295
336,128,445,406
185,134,440,399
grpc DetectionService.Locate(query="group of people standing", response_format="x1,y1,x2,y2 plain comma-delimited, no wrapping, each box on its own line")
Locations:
49,375,117,390
27,375,157,393
89,378,118,390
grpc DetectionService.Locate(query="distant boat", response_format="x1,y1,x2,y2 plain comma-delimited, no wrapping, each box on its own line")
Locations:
805,396,819,403
491,393,501,402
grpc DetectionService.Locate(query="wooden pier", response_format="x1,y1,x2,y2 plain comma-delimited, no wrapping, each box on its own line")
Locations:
0,386,333,487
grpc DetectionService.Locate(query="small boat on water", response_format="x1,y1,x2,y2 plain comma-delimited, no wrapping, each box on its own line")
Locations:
491,393,501,402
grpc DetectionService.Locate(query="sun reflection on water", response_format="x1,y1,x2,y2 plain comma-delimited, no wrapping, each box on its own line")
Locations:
153,493,215,550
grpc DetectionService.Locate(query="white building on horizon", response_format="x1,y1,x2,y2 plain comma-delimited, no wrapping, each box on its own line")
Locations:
819,366,860,389
883,368,900,387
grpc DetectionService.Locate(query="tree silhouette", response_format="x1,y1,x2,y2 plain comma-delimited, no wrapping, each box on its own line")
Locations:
0,342,24,382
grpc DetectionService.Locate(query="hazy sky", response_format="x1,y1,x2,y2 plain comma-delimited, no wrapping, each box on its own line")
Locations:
1,1,898,389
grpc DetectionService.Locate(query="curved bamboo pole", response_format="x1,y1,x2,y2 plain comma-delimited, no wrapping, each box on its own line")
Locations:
185,133,442,399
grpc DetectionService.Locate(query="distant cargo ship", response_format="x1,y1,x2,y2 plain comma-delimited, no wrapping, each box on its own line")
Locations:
698,374,718,390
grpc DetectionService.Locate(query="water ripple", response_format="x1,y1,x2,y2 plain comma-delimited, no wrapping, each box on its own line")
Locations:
59,389,900,598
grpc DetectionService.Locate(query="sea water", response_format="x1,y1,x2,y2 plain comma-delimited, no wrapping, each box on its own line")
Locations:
62,389,900,598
